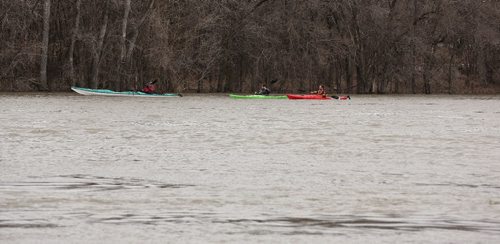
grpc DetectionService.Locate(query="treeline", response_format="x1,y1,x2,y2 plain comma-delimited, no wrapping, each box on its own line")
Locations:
1,0,499,94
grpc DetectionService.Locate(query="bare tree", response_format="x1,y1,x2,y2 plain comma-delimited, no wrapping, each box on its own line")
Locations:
68,0,81,86
1,0,499,93
116,0,131,90
89,3,109,89
40,0,51,90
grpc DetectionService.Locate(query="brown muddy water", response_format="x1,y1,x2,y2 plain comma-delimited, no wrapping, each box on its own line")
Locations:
1,93,500,243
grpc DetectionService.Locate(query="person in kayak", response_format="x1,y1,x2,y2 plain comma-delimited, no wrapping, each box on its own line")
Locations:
255,84,271,95
311,85,327,97
142,79,158,94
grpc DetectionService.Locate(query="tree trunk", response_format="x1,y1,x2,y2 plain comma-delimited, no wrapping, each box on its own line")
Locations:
120,0,131,65
345,58,352,94
117,0,131,90
335,62,341,93
355,64,365,94
447,54,454,94
379,64,387,94
423,65,431,94
68,0,81,87
410,0,418,94
197,79,203,93
40,0,51,90
126,0,155,63
481,47,493,85
395,78,399,93
423,51,435,95
238,54,244,92
89,8,109,89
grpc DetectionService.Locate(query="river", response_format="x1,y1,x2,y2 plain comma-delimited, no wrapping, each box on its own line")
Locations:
1,94,499,243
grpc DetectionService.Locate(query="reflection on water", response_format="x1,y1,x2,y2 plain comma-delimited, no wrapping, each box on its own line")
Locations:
1,94,500,243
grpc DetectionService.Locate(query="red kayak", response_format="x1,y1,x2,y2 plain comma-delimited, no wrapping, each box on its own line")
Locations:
287,94,332,100
287,94,351,100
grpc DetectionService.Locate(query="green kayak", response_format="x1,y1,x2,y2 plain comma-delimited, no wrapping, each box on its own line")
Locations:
229,94,287,99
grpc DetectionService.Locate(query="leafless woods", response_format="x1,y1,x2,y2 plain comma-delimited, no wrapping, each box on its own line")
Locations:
1,0,499,93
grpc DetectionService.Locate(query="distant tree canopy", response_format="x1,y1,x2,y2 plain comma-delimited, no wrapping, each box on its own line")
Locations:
1,0,499,93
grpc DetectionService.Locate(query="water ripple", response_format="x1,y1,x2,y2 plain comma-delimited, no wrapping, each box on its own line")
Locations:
0,175,194,192
219,216,500,233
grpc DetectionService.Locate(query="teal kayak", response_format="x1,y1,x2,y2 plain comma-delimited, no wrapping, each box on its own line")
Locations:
229,94,287,99
71,87,181,97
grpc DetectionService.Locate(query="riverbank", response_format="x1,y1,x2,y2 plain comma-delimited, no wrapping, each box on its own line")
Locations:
1,82,499,95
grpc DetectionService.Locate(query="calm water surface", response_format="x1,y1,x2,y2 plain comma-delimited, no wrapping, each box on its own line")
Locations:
1,94,500,243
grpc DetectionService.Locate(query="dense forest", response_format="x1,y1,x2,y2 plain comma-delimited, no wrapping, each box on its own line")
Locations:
1,0,499,94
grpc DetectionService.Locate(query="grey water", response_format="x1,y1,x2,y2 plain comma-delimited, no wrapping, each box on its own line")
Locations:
1,93,500,243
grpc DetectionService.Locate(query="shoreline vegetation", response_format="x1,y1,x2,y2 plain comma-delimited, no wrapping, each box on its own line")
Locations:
0,81,499,95
1,88,499,96
1,1,499,94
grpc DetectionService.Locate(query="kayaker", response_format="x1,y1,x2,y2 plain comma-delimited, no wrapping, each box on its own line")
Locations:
255,84,271,95
311,85,326,97
142,79,157,94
